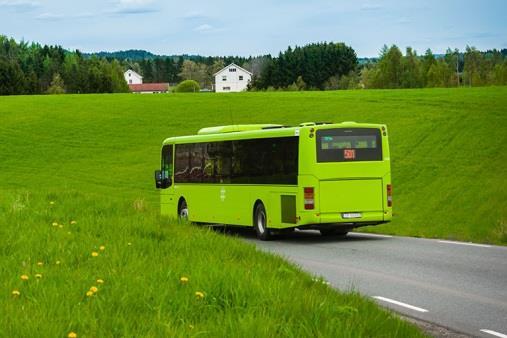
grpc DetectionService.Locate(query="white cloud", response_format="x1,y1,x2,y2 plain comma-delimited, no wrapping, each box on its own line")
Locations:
360,3,383,11
182,11,207,20
194,24,213,32
108,0,158,15
118,0,153,4
0,0,39,11
396,17,411,25
35,12,64,21
35,11,94,21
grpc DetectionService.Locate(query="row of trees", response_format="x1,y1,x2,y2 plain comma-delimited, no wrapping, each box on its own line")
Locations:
250,42,358,90
358,45,507,89
2,34,507,95
0,35,128,95
247,45,507,91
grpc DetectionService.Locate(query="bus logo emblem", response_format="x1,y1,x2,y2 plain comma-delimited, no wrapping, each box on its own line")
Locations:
344,149,355,159
220,187,226,202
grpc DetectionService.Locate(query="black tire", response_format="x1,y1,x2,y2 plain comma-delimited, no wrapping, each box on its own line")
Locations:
178,199,188,221
254,203,272,241
319,229,348,237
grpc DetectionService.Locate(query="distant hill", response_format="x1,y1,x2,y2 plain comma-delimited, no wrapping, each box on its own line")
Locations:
83,49,162,60
83,49,207,61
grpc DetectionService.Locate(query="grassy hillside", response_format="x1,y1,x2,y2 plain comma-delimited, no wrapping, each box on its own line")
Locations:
0,90,442,337
1,87,506,243
0,87,505,336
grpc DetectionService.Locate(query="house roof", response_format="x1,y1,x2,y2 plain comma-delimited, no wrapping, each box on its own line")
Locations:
213,63,253,76
129,83,169,92
125,69,143,78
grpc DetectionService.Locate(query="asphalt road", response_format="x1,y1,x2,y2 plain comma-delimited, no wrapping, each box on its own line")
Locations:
239,230,507,338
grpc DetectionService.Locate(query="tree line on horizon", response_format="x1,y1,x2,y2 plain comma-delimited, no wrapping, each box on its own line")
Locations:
0,35,129,95
1,34,507,96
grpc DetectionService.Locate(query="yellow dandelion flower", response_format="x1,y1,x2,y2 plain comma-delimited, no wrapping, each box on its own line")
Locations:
59,224,63,228
90,286,98,293
56,260,61,265
49,201,55,205
35,273,42,279
127,242,132,246
52,222,58,227
12,289,20,296
37,261,43,266
96,279,104,284
195,291,205,299
68,332,77,338
86,291,94,297
20,274,29,281
70,220,77,225
99,245,105,251
180,277,189,284
91,252,99,257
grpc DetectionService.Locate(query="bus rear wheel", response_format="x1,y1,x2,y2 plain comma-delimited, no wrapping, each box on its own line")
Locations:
178,199,188,221
254,203,271,241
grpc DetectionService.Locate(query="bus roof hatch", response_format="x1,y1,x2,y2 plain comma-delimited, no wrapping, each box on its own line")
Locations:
197,124,283,135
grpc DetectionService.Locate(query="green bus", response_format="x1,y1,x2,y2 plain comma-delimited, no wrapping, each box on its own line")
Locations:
155,122,392,240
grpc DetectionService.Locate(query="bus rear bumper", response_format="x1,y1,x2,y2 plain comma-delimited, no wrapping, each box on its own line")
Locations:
297,221,389,231
296,210,391,229
320,211,387,223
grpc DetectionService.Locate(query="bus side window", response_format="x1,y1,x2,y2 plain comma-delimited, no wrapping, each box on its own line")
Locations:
175,144,190,183
203,143,216,183
217,141,232,183
189,143,204,183
161,145,173,184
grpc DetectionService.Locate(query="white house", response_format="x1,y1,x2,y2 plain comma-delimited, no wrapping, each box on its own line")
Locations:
124,69,143,85
214,63,252,92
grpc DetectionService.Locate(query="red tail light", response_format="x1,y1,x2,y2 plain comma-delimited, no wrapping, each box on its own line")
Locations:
387,184,392,207
304,187,314,210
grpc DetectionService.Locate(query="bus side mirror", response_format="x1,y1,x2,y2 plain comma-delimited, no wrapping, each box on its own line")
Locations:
155,170,171,189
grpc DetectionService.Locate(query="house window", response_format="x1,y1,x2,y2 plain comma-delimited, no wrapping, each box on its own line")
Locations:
129,73,131,77
239,75,243,81
222,75,227,81
129,79,132,84
223,87,230,91
229,68,236,72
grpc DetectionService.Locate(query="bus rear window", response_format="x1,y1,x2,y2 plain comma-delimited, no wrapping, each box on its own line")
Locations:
316,128,382,162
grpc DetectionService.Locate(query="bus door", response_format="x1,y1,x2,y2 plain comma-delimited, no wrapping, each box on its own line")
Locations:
160,144,175,214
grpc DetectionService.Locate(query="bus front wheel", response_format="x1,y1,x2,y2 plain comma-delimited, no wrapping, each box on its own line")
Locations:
178,199,188,221
254,203,271,241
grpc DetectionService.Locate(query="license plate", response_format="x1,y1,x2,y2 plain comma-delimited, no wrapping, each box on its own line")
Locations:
342,212,362,219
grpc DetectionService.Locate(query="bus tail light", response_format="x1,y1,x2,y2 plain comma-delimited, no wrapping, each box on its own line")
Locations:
387,184,392,207
304,187,314,210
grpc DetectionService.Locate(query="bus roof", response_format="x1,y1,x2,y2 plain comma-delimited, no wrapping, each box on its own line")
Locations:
162,121,386,145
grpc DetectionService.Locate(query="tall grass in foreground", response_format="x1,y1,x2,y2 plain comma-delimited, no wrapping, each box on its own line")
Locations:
0,191,425,337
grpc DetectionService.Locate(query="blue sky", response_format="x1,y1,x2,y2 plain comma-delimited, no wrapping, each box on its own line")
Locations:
0,0,506,57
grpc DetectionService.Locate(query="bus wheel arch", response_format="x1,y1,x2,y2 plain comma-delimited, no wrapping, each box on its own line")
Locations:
253,200,271,241
178,197,188,220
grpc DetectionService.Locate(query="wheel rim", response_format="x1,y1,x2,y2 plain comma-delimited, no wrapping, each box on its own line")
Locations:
179,201,188,220
257,210,266,234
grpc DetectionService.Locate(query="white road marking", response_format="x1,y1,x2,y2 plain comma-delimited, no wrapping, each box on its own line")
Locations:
480,329,507,338
438,240,492,248
373,296,429,313
351,232,393,238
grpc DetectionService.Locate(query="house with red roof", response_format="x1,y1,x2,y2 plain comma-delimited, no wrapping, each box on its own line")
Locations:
124,69,169,94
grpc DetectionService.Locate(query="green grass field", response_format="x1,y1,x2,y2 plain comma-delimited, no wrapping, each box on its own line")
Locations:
1,87,505,337
1,87,506,243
